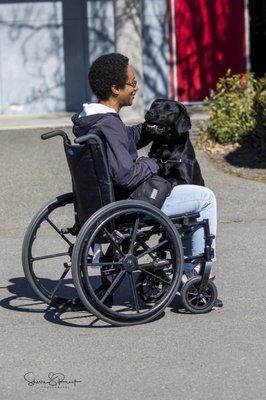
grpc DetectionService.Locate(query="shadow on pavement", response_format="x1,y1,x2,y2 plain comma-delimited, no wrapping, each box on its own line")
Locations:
0,276,172,328
225,144,266,169
0,277,46,314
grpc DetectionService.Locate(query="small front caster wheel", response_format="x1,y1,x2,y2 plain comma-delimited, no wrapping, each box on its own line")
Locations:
181,276,218,314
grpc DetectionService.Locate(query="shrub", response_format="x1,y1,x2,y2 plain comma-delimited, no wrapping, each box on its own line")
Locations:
253,81,266,150
200,70,258,145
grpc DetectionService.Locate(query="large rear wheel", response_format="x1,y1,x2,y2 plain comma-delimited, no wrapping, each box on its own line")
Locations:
72,200,183,326
22,193,81,309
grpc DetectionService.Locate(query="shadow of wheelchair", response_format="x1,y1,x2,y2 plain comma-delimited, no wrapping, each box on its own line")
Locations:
0,276,83,314
0,276,49,313
0,275,184,327
44,275,167,328
0,276,105,328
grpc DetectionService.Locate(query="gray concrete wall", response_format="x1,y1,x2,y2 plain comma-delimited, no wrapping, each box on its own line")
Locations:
114,0,145,120
87,0,115,103
0,0,170,116
88,0,115,61
142,0,169,108
0,1,65,115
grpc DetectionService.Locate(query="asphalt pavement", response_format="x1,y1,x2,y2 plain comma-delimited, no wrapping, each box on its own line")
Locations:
0,117,265,400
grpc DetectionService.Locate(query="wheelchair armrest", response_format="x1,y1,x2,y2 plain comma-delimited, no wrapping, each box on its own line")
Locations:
170,212,200,222
41,130,71,144
170,212,200,230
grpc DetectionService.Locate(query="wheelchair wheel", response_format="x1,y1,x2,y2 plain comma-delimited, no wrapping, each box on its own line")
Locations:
22,193,81,309
136,264,172,303
181,276,218,314
72,200,183,326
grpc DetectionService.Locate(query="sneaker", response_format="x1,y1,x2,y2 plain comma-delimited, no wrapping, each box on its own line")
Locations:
181,266,199,284
212,298,223,310
181,269,197,285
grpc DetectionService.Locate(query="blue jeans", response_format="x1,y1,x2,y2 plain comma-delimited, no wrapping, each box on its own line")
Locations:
161,185,217,272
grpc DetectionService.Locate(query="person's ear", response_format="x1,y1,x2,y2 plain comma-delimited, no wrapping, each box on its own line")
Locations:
174,106,191,133
111,85,120,96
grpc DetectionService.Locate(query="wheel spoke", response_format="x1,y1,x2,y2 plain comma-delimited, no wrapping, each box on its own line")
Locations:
50,266,71,299
138,225,159,242
129,215,139,254
136,238,157,260
128,272,140,312
100,270,126,303
45,217,73,246
188,295,198,302
137,240,168,260
138,267,171,286
88,261,123,267
137,262,154,269
103,228,125,257
31,252,69,262
187,290,198,296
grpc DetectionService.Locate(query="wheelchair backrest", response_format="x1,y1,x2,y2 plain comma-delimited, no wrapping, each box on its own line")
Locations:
64,133,115,226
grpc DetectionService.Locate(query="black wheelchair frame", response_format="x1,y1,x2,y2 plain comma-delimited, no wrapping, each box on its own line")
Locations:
22,129,218,326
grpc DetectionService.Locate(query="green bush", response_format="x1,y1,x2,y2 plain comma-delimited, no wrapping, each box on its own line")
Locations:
200,70,265,145
253,83,266,150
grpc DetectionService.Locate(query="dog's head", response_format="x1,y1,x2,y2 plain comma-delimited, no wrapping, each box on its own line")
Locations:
145,99,191,136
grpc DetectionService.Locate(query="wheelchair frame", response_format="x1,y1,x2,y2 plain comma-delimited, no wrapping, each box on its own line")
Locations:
22,129,218,326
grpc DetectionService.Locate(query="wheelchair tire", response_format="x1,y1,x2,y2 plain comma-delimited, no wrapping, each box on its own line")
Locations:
72,200,183,326
22,193,82,310
181,276,218,314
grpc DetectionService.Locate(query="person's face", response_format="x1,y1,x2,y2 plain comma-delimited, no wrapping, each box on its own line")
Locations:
112,65,139,107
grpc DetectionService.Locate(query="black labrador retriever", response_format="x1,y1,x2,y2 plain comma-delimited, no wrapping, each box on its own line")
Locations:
144,99,205,187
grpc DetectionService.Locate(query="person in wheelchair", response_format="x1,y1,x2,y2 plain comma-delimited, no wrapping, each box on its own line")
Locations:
23,53,222,325
71,53,222,308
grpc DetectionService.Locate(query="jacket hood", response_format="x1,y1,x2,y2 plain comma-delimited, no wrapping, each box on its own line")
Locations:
72,108,120,137
80,102,117,116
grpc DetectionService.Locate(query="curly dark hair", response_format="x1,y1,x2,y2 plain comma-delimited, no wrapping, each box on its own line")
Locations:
88,53,129,100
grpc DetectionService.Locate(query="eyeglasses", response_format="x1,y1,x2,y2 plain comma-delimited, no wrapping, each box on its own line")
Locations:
125,79,138,88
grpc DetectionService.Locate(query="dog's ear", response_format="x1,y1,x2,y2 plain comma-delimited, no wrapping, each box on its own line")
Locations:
174,105,191,133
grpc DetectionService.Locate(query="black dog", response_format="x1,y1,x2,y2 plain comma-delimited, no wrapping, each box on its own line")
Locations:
145,99,205,187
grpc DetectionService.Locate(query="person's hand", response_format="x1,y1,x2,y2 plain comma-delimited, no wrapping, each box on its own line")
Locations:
135,156,147,164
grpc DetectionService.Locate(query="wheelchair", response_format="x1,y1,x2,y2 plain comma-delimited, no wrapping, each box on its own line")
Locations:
22,129,218,326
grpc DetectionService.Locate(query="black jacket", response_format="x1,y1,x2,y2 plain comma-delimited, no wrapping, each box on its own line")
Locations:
72,113,158,195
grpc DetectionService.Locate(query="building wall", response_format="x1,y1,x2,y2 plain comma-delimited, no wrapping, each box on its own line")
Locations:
142,0,169,107
0,0,248,115
0,1,65,114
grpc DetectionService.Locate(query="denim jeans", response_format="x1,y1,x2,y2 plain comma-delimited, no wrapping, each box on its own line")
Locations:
161,185,217,271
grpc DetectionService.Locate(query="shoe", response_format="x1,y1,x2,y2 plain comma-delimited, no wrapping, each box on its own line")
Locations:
212,298,223,310
181,267,199,284
181,273,189,284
